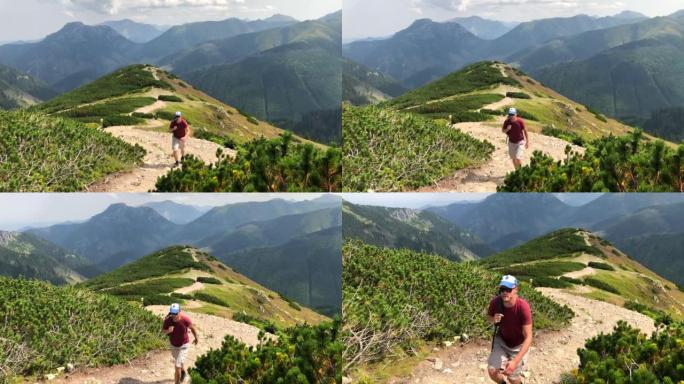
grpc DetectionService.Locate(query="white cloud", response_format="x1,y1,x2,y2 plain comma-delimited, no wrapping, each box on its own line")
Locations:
61,0,244,15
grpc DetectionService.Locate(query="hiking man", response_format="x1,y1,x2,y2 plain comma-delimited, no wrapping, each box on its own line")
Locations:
169,111,189,167
486,275,533,384
502,108,529,169
162,303,198,384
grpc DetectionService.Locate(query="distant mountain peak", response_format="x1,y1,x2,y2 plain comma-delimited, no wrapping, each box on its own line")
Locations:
265,14,298,22
613,10,648,19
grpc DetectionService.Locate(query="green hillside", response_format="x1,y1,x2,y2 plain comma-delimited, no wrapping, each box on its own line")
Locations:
342,201,493,261
222,227,342,318
484,229,684,319
342,103,493,191
85,246,328,328
343,240,573,382
0,231,96,285
0,276,163,381
34,64,295,145
0,110,144,192
343,59,406,105
0,64,56,109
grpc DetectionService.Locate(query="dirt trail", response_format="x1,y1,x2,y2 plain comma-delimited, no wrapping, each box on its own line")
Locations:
392,288,655,384
174,282,205,295
53,307,269,384
89,126,232,192
419,119,583,192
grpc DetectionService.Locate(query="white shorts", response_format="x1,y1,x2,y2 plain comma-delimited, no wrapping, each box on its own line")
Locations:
170,343,190,368
508,140,526,160
487,336,529,380
172,136,186,152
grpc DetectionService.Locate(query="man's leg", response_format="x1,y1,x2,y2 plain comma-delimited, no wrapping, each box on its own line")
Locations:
487,367,507,383
513,158,522,169
180,139,186,160
175,366,182,384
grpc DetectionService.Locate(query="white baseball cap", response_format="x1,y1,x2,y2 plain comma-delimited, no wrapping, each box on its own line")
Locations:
175,111,182,117
508,108,517,116
169,303,181,314
499,275,518,289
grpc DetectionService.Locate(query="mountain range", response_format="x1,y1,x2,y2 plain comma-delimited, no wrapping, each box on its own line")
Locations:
343,11,647,88
100,19,170,43
0,11,341,143
21,196,342,314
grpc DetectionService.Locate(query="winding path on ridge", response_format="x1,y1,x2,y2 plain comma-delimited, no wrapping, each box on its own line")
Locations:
52,307,270,384
390,288,655,384
88,97,234,192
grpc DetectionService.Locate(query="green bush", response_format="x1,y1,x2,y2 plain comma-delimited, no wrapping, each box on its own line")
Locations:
232,312,279,334
197,277,221,285
408,93,503,121
542,126,585,147
506,92,531,99
171,292,193,300
155,133,341,192
571,321,683,383
102,115,145,128
104,278,195,297
529,276,574,289
0,277,164,379
588,262,615,271
158,95,182,102
194,292,230,307
500,131,684,192
56,97,155,119
0,111,145,192
247,116,259,125
560,276,583,285
584,277,620,294
141,295,177,306
190,320,341,384
342,104,494,191
132,112,154,119
193,129,237,149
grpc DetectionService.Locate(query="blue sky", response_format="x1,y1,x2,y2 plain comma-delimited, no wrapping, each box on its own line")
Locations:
344,0,684,41
0,193,331,230
0,0,341,42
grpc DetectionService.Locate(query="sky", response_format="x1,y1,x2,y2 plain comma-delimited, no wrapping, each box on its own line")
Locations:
0,0,341,42
0,193,333,230
344,0,684,41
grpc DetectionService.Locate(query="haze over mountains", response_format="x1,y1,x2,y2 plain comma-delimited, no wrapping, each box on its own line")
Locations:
8,197,342,315
0,12,342,143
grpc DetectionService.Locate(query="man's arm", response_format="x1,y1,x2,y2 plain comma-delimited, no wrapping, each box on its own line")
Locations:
522,120,529,148
189,323,199,344
162,318,173,334
506,323,532,373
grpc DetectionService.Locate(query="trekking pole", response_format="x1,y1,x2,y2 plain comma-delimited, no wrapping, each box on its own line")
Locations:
491,292,503,351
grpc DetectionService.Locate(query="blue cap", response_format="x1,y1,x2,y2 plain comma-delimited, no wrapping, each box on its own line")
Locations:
169,303,180,314
500,275,518,289
508,107,517,116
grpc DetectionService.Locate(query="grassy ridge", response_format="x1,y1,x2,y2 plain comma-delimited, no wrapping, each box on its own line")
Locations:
35,65,171,114
409,93,503,122
342,104,494,191
0,111,145,192
55,97,156,119
343,240,574,368
480,229,602,268
85,246,210,290
0,277,163,379
386,61,519,109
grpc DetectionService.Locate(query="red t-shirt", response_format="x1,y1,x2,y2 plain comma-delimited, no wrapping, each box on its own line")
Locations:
502,117,526,143
162,313,192,347
170,117,188,139
488,296,532,348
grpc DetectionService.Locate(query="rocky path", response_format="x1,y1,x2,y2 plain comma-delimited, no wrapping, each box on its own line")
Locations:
391,288,655,384
52,308,269,384
419,120,583,192
88,126,231,192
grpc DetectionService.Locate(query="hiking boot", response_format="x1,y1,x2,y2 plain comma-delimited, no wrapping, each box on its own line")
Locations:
180,369,186,382
173,160,180,168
